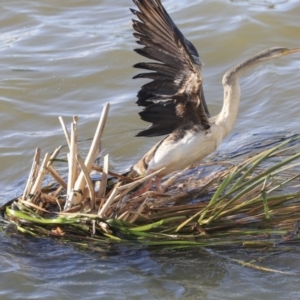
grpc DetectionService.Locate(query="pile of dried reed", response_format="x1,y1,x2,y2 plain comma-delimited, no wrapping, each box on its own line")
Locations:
1,103,300,254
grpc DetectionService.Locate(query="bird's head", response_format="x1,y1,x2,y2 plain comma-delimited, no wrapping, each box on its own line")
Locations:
257,47,300,61
223,46,300,85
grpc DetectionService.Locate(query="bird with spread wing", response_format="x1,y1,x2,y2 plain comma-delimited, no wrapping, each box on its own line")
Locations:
129,0,300,194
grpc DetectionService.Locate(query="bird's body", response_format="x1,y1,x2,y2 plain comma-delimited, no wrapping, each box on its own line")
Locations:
130,0,300,193
133,121,224,177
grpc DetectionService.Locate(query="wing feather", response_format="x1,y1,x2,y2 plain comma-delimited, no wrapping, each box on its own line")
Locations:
131,0,210,136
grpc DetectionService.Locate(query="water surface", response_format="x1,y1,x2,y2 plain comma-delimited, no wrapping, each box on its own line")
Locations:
1,0,300,299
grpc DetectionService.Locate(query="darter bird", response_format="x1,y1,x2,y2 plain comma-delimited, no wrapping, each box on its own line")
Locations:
129,0,300,194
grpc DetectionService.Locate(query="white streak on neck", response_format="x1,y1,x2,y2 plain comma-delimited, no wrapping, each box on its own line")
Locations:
214,51,267,140
215,77,241,139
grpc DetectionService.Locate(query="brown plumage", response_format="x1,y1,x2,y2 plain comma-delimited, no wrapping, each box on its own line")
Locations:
129,0,300,195
131,0,210,137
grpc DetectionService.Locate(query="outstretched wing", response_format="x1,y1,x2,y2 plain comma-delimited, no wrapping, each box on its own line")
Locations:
131,0,210,137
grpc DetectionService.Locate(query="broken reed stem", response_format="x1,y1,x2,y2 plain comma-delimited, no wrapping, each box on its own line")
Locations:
117,168,165,192
98,187,119,217
128,197,148,223
98,154,109,199
47,146,62,167
47,165,68,190
76,153,95,211
64,103,110,210
22,148,41,200
19,198,50,213
92,165,134,182
67,118,78,195
46,146,68,190
28,153,50,203
59,116,71,149
105,168,165,210
117,210,130,221
53,186,63,198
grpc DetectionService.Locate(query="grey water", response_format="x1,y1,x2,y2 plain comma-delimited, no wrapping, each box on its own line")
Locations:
1,0,300,299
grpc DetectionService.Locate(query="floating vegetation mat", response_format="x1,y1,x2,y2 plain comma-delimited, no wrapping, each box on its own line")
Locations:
1,103,300,255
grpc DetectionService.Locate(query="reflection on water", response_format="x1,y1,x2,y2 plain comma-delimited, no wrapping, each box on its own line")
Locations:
1,0,300,299
2,228,300,300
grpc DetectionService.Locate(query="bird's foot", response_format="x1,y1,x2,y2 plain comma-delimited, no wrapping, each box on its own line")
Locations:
131,178,153,198
131,175,165,198
154,176,165,193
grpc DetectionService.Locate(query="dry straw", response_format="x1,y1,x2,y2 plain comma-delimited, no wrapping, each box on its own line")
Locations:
2,104,300,262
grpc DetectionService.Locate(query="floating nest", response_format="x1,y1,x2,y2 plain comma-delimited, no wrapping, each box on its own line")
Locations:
1,103,300,260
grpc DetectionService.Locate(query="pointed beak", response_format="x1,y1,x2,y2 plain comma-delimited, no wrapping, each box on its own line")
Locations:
284,48,300,55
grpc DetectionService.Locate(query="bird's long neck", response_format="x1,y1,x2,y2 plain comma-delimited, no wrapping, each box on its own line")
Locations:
216,52,269,138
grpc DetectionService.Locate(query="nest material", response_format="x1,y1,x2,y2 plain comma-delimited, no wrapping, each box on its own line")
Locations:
1,103,300,254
